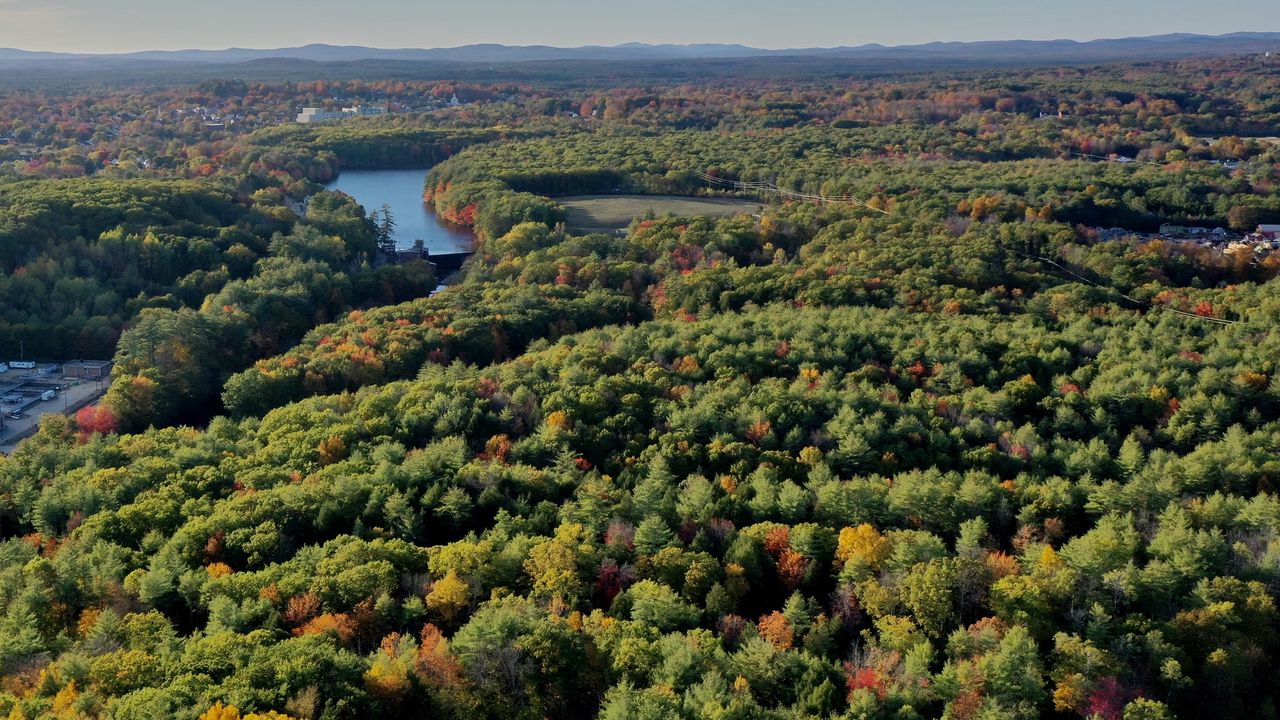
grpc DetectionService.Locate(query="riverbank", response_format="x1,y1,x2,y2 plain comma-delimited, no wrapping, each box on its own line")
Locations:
324,168,475,255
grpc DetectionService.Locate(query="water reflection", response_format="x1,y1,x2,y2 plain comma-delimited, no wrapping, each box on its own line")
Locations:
323,169,473,255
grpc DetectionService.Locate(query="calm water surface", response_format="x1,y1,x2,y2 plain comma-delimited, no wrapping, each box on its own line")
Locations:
324,169,473,254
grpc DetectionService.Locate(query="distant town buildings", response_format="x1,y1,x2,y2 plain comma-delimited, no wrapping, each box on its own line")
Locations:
296,105,388,123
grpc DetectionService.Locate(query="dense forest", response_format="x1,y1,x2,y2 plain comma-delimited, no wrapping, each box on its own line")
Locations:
0,179,434,425
0,52,1279,720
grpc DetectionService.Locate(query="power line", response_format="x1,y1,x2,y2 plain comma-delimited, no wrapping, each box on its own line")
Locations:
693,170,890,214
1069,151,1166,168
1005,246,1238,326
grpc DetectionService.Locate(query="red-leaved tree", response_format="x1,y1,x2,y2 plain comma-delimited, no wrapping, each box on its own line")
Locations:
74,405,118,440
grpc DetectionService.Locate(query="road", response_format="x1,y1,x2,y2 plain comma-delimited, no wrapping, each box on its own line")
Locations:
0,378,108,454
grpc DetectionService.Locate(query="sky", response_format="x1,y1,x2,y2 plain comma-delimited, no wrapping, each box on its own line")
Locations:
0,0,1278,53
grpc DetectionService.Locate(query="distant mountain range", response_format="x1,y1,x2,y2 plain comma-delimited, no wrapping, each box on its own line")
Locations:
1,32,1278,66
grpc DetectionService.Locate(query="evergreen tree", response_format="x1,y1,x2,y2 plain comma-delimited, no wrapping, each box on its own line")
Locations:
376,203,398,260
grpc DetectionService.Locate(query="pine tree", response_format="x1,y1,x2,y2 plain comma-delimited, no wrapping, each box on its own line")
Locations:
376,203,398,260
634,515,675,555
633,456,676,520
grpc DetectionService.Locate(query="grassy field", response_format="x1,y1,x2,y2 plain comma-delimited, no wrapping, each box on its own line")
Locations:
560,195,761,233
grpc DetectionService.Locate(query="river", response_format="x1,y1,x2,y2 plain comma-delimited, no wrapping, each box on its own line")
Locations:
323,169,473,255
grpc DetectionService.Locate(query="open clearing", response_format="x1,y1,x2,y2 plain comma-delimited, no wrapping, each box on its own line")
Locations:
560,195,761,233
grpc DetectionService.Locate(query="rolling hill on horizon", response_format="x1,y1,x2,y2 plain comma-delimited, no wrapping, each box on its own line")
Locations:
1,31,1278,66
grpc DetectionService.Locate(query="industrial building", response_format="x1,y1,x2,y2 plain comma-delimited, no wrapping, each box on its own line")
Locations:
63,360,113,380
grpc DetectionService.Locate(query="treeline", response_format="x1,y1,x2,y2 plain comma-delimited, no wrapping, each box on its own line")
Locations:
216,194,1277,425
222,281,637,417
422,126,1280,233
0,177,435,416
0,78,526,181
102,191,434,430
239,125,526,172
5,54,1280,183
0,178,281,358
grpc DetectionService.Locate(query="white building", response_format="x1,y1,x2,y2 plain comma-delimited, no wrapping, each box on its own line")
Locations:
296,105,388,124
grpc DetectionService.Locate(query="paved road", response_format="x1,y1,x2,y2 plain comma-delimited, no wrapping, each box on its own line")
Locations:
0,378,108,453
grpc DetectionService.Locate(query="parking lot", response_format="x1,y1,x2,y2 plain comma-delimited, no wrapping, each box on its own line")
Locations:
0,366,110,453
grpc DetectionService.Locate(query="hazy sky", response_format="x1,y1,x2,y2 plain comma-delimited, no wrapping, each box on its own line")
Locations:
1,0,1277,53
